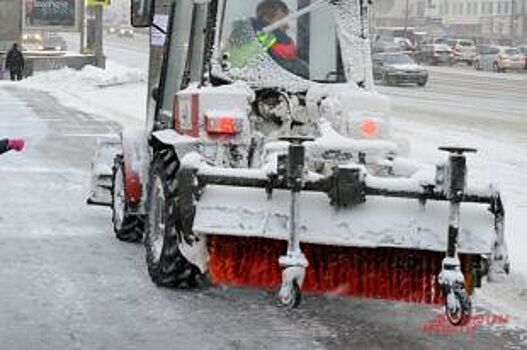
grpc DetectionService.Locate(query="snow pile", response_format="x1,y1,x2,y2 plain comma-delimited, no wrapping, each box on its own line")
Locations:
23,61,145,88
17,60,147,128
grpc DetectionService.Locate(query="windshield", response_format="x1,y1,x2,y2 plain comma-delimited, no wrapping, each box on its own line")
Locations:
382,54,414,65
435,44,451,52
217,0,345,84
459,40,474,47
505,49,520,56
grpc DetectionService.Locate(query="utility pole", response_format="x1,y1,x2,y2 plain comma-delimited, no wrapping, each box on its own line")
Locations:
86,1,105,68
404,0,410,37
510,0,516,44
521,0,527,41
94,4,105,68
80,0,86,54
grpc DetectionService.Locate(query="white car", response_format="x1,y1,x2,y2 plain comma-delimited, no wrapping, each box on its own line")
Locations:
447,39,477,65
474,45,525,72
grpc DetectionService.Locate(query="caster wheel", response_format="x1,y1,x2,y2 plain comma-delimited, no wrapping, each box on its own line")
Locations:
445,287,472,326
279,280,302,309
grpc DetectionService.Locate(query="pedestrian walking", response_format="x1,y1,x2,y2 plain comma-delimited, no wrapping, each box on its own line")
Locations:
5,43,25,81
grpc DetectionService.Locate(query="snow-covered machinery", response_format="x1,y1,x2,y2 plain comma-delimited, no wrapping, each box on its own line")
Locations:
89,0,509,326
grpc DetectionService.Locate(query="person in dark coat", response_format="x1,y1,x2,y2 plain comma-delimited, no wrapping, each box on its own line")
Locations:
5,43,25,81
0,139,25,155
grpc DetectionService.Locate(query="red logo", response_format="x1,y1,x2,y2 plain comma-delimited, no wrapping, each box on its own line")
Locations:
422,314,510,335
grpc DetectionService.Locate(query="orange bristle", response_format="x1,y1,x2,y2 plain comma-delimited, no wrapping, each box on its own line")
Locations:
207,235,476,305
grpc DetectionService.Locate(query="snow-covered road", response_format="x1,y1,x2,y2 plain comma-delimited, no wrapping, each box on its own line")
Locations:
0,36,526,348
3,85,525,349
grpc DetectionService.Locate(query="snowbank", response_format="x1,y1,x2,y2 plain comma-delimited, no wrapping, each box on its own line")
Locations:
15,60,148,129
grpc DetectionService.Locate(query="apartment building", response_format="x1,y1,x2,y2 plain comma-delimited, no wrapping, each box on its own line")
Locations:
374,0,526,44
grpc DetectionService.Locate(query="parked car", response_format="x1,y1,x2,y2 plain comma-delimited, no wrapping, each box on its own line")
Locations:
447,39,477,65
519,45,527,69
420,37,447,46
372,52,429,86
418,44,454,65
474,45,525,72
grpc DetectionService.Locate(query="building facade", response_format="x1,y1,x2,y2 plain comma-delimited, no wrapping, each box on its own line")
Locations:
374,0,527,44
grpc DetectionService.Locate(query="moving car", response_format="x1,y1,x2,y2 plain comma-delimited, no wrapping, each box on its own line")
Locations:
372,36,402,53
373,52,429,86
117,26,135,38
106,25,118,34
22,32,44,51
447,39,477,65
393,37,416,53
22,32,66,52
373,36,416,54
474,45,525,72
42,33,67,51
418,44,454,65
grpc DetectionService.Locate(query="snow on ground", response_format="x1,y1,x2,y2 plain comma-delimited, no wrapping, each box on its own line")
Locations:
428,65,527,81
5,57,527,329
11,60,147,129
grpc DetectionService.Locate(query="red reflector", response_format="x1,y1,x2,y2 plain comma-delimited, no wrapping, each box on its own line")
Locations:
361,118,379,138
206,115,239,135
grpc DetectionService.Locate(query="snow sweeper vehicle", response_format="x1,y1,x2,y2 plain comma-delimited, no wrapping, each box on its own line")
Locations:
88,0,509,326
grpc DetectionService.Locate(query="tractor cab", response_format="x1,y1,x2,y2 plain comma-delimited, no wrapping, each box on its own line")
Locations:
131,0,382,136
214,1,354,88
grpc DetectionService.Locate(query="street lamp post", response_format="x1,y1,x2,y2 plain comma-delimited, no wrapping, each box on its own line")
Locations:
510,0,515,44
404,0,410,37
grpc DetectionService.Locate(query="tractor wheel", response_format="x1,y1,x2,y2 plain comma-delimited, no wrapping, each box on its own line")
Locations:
144,149,201,288
112,155,144,243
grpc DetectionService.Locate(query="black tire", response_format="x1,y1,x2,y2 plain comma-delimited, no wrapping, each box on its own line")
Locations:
112,155,144,243
445,287,472,327
474,60,481,70
417,78,428,87
144,149,200,288
280,280,302,309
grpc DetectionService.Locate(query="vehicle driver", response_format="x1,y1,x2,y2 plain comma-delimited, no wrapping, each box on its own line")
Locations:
227,0,309,79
